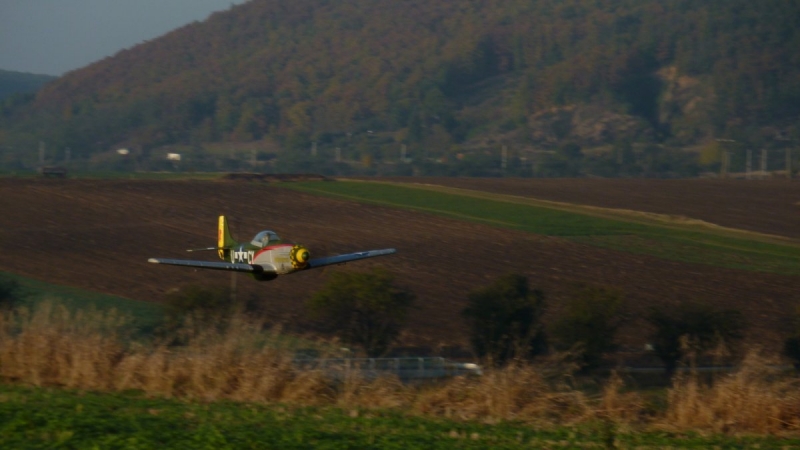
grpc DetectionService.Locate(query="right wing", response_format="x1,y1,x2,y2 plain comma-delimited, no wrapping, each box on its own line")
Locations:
148,258,275,275
307,248,396,269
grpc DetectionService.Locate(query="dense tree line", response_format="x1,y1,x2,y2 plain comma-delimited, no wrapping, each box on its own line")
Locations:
0,70,56,101
2,0,799,168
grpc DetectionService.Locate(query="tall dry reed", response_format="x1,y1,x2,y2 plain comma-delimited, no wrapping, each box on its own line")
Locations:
0,301,128,389
664,351,800,433
0,301,333,404
1,301,799,435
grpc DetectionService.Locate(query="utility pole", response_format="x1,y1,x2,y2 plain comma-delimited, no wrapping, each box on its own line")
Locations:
228,217,238,304
39,141,45,166
401,144,407,163
720,151,730,178
775,134,795,180
716,139,735,179
761,149,768,179
311,141,317,157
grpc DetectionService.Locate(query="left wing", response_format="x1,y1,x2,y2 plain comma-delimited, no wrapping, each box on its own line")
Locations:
307,248,396,269
147,258,275,275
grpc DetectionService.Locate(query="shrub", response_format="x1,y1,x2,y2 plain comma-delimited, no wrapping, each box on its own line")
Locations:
782,306,800,369
550,284,624,371
647,301,745,374
0,274,21,310
308,268,415,357
461,274,547,366
162,285,234,336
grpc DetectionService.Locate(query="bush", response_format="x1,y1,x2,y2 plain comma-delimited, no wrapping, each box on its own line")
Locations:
0,274,21,310
550,284,624,371
782,306,800,369
162,285,234,336
461,274,547,366
308,268,415,357
647,301,745,374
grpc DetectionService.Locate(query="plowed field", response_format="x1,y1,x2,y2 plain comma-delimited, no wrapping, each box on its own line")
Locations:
1,178,798,354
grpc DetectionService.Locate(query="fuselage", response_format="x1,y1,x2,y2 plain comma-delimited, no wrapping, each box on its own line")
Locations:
229,242,297,275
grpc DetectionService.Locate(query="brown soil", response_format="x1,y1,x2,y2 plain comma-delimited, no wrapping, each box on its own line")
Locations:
1,178,798,355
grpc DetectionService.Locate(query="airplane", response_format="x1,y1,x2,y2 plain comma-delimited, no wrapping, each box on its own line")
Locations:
148,216,396,281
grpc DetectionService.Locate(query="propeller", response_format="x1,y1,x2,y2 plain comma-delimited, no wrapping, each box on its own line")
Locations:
290,244,310,269
227,215,241,303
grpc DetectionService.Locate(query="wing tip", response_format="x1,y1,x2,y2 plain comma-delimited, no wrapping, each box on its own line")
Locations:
147,258,160,264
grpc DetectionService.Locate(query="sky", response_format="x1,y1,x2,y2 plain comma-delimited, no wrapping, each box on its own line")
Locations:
0,0,247,76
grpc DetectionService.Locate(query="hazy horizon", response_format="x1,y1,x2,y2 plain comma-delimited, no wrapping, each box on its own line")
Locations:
0,0,247,76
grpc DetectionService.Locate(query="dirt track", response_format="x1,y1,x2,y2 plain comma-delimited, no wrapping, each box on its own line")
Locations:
1,178,798,353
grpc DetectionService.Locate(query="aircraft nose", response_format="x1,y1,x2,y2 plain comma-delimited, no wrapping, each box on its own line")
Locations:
290,245,310,268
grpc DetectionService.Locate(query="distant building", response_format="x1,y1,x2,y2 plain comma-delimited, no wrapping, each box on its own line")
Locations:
38,166,67,178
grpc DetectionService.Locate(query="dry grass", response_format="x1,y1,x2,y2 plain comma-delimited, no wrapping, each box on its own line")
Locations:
412,355,593,424
1,301,799,435
664,352,800,434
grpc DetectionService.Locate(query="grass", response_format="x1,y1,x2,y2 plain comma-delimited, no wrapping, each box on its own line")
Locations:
4,384,799,449
283,180,800,275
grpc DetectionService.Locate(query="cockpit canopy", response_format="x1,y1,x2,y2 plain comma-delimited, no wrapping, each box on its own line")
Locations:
251,230,281,248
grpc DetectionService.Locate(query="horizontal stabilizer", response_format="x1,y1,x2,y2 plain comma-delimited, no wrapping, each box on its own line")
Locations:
186,247,217,252
148,258,274,274
307,248,396,269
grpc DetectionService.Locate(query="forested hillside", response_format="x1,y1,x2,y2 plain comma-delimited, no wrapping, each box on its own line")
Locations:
1,0,799,174
0,70,56,101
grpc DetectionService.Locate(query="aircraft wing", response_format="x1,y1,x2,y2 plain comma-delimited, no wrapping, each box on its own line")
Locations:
307,248,396,269
148,258,275,275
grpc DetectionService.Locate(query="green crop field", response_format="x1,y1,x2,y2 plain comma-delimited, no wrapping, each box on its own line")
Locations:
0,384,794,449
284,181,800,275
1,271,164,335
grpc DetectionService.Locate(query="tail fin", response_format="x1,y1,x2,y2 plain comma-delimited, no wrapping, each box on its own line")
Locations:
217,215,237,260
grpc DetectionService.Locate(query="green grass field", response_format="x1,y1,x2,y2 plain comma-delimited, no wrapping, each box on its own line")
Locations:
1,384,795,449
284,181,800,275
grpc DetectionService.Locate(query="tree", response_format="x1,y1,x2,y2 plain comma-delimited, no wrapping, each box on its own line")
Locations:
782,306,800,370
0,274,21,310
784,336,800,370
308,268,415,357
461,274,547,366
647,302,745,375
163,284,235,336
550,284,624,371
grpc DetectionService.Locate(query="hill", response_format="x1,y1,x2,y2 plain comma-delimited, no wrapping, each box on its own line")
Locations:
0,69,56,101
1,178,797,355
1,0,799,172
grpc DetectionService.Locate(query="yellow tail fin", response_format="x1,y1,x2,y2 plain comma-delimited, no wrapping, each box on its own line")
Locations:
217,215,237,260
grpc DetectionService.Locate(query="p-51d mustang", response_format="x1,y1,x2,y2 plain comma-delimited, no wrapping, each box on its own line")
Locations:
148,216,396,281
